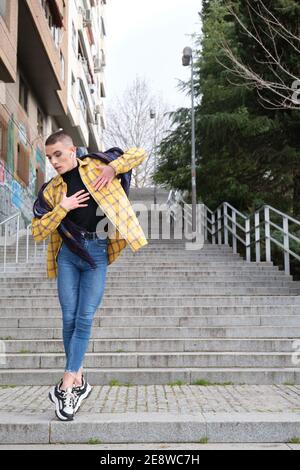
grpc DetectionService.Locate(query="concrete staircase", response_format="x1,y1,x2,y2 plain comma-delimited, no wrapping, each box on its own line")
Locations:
1,236,300,386
1,188,300,445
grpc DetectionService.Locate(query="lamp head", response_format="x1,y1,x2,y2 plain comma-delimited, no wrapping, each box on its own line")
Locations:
182,47,193,66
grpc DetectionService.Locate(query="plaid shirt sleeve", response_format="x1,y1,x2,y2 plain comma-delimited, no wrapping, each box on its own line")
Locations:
32,203,69,242
108,147,146,175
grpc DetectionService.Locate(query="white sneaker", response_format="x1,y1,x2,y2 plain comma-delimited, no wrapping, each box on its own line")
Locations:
49,382,75,421
72,376,93,414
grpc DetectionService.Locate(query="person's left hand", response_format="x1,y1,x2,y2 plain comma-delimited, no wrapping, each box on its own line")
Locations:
92,166,116,191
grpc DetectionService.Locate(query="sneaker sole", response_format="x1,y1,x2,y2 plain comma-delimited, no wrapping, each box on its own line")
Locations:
74,384,93,414
48,390,74,422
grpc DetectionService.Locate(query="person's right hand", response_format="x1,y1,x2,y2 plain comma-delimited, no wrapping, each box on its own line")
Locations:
60,190,90,211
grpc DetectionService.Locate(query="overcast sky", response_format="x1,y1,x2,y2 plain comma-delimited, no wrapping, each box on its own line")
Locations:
104,0,202,112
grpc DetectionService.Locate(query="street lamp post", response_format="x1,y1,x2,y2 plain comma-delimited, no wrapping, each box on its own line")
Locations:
182,46,197,240
150,109,157,205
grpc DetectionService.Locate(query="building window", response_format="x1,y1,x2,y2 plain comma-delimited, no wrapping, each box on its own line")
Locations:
0,0,7,19
101,49,106,67
40,0,63,46
72,22,77,54
0,117,7,163
78,84,88,121
19,76,28,114
71,73,76,101
101,16,106,36
60,51,65,82
35,167,45,195
41,0,52,28
17,143,30,185
100,81,105,98
37,108,44,136
51,24,60,48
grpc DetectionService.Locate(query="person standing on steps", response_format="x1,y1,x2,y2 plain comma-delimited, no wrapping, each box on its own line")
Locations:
31,131,148,421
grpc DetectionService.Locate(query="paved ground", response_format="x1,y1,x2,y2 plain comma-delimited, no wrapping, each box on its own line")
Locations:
0,443,299,450
1,384,300,445
1,384,300,415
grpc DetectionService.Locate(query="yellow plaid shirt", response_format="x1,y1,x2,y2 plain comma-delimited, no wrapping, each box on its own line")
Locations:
31,147,148,279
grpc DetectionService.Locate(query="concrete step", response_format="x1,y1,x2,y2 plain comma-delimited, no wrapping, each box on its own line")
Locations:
1,295,300,308
0,275,296,284
0,261,276,271
1,314,300,328
0,270,283,279
1,325,300,340
2,338,297,353
0,283,300,298
0,367,299,386
0,351,299,370
1,305,300,317
2,246,236,255
0,276,294,289
0,262,280,270
1,410,300,444
1,284,299,298
0,265,285,282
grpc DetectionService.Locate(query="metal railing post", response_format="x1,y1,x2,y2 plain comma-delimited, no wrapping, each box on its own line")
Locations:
245,217,251,262
224,204,228,245
232,210,237,254
26,224,30,263
15,214,20,264
212,213,216,244
283,216,290,275
264,206,271,262
3,223,7,273
217,208,222,245
204,207,208,241
255,211,261,263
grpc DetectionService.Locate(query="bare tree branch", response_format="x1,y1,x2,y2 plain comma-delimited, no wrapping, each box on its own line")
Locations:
103,77,174,187
219,0,300,110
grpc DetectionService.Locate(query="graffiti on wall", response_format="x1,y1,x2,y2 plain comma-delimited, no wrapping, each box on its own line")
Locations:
36,147,45,174
29,147,36,196
6,115,14,173
0,114,45,224
18,122,27,147
11,180,22,210
0,161,5,184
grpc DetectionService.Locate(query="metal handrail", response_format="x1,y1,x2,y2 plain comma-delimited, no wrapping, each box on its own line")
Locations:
206,202,300,275
166,189,205,241
25,223,47,263
0,214,47,273
0,213,20,273
0,212,20,226
166,189,300,276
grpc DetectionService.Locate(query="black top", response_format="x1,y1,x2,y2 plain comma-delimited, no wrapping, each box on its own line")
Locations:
62,161,108,233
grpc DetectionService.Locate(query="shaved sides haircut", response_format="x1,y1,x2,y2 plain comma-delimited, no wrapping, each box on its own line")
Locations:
45,130,74,147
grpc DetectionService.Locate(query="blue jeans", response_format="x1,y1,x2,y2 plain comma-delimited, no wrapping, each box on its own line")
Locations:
56,237,108,373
